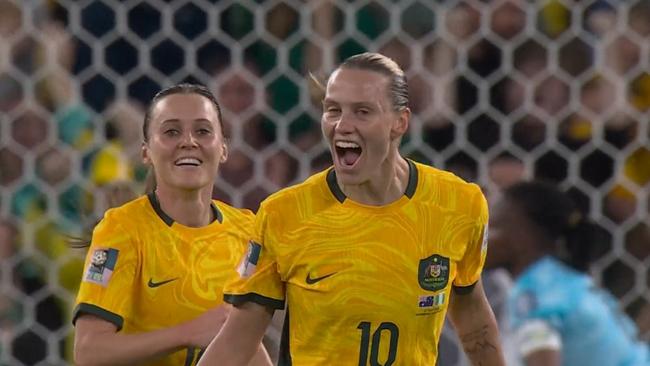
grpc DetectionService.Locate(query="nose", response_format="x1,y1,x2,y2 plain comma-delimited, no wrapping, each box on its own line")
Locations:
334,112,355,134
179,130,199,148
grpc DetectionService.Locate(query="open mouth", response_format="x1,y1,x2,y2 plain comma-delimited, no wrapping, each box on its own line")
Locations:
174,157,202,167
334,141,362,168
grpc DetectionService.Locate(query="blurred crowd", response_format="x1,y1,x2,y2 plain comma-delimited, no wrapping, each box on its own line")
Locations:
0,0,648,364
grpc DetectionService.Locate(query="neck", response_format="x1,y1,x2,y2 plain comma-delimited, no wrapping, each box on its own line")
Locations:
339,152,409,206
154,185,214,227
509,245,549,278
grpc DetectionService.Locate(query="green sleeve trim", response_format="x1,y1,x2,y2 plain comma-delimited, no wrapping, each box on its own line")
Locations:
184,347,197,366
452,281,478,295
223,293,285,310
278,307,292,366
72,303,124,331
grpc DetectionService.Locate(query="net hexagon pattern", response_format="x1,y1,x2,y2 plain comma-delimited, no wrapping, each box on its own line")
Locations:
0,0,648,364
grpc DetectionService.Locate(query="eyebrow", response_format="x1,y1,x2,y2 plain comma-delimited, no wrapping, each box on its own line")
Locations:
160,118,214,124
322,98,374,106
323,100,379,112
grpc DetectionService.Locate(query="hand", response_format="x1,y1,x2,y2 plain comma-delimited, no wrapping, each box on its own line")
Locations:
182,305,231,348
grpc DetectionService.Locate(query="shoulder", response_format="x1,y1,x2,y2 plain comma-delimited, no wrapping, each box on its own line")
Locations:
213,200,255,229
415,161,483,196
526,257,584,288
214,200,254,219
259,169,332,215
89,196,151,252
510,258,583,320
98,195,151,229
413,161,486,217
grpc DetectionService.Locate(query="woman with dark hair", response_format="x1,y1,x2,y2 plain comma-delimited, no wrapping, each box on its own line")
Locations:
72,83,271,365
486,181,649,366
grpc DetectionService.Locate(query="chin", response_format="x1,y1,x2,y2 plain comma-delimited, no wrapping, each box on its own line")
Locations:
172,178,211,191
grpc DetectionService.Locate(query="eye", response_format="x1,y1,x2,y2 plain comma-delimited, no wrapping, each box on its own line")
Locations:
326,107,341,114
197,128,212,135
357,108,370,116
164,129,180,136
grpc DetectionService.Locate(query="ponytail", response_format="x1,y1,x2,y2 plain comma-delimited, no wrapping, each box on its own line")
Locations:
68,181,139,249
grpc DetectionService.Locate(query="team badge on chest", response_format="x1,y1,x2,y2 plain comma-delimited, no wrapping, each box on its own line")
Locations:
418,254,449,291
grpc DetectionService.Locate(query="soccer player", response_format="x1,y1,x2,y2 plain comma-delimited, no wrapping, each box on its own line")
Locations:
198,53,505,365
486,181,650,366
72,84,271,366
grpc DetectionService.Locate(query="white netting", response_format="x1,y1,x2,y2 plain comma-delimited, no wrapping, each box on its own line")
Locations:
0,0,648,364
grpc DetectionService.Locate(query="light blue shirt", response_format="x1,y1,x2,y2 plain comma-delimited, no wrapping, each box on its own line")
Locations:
508,256,649,366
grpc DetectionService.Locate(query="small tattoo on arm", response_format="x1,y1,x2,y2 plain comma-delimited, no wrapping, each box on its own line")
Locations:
460,325,497,366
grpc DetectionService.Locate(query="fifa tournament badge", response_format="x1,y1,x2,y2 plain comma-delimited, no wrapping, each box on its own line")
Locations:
481,224,489,254
83,248,119,287
237,241,261,278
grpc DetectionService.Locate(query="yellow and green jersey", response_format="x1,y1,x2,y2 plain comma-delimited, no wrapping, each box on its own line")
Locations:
73,193,254,366
225,159,489,365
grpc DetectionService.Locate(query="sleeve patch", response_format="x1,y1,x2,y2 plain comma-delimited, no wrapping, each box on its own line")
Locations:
83,248,119,287
515,319,562,357
237,241,262,278
481,224,489,254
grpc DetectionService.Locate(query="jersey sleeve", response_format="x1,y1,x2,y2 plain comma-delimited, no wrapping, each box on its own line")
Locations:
72,212,139,330
513,318,562,357
508,289,564,357
453,186,489,289
223,205,285,310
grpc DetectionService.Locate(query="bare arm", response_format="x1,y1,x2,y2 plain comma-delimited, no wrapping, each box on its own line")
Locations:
447,280,506,366
525,349,561,366
248,344,273,366
514,319,562,366
74,306,228,366
198,302,274,366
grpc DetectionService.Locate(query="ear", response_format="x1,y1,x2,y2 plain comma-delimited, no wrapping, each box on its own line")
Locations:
220,143,229,163
141,142,151,165
390,108,410,140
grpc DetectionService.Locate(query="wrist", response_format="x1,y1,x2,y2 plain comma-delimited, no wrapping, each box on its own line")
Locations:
175,321,194,347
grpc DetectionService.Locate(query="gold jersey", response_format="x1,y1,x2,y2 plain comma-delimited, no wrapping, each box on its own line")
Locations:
73,193,254,366
225,160,489,365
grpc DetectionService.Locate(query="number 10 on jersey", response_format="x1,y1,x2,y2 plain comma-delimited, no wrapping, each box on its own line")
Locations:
357,321,399,366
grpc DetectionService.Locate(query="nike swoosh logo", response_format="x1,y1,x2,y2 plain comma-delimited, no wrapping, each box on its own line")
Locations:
305,272,337,285
147,277,178,288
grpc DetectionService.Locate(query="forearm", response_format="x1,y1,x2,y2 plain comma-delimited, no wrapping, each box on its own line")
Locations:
457,322,504,366
525,349,562,366
247,344,273,366
75,323,188,366
199,302,272,366
448,281,505,366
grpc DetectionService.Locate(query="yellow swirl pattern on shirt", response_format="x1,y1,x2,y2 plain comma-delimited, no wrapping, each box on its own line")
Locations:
225,161,488,365
76,196,254,366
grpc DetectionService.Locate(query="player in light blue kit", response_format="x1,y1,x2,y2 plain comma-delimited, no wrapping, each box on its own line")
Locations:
486,181,649,366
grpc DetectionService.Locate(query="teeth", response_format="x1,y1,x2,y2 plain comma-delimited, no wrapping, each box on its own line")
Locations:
335,141,360,149
176,157,201,165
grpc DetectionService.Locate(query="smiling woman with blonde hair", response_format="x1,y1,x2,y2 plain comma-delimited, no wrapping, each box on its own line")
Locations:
199,53,505,366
